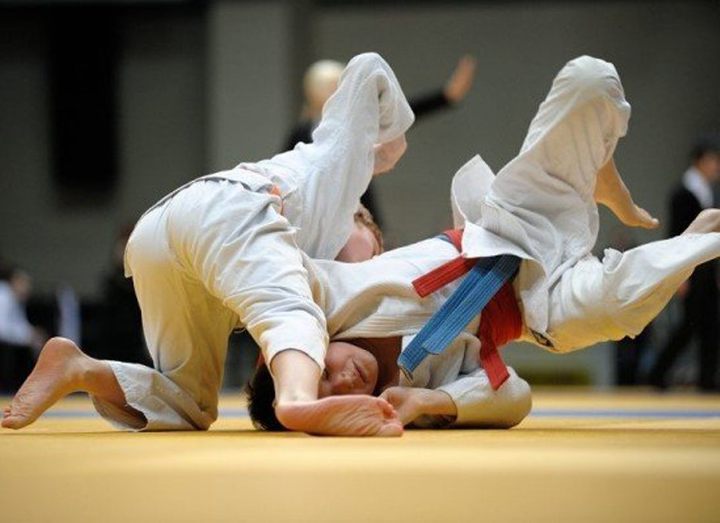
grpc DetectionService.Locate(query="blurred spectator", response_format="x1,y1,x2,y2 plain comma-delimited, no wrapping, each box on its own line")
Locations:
0,265,46,352
0,264,47,392
648,134,720,391
283,55,477,225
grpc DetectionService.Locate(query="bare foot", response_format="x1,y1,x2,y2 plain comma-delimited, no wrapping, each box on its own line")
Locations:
275,395,404,437
2,337,88,429
615,203,660,229
594,158,659,230
683,209,720,234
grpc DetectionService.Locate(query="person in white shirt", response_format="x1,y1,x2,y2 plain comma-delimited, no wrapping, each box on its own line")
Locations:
0,266,45,352
2,52,413,437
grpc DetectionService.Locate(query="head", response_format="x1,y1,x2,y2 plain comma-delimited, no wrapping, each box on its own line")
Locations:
246,341,379,431
0,264,32,302
691,134,720,183
335,204,384,263
303,60,345,116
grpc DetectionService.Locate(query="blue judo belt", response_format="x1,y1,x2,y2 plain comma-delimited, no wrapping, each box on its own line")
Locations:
398,253,521,378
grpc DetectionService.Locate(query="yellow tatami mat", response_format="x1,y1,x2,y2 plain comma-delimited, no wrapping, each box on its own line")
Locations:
1,390,719,522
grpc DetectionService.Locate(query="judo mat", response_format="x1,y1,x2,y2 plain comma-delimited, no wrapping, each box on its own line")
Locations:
1,389,719,523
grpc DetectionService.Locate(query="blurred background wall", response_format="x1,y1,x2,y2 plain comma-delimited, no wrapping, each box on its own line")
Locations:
1,0,718,386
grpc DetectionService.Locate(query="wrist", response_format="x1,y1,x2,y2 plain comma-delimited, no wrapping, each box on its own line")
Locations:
416,389,457,418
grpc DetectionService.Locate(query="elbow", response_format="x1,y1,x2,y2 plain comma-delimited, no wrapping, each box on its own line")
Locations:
559,55,624,102
497,374,533,428
345,52,390,79
349,52,385,67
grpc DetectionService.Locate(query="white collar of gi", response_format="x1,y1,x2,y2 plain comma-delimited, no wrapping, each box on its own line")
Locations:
682,166,714,209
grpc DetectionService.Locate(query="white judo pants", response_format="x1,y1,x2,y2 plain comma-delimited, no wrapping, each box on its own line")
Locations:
93,179,327,431
543,232,720,353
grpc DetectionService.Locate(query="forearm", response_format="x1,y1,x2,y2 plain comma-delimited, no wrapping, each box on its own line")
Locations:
318,53,413,182
270,349,322,404
381,386,458,426
409,90,450,120
434,368,532,428
412,388,458,418
281,53,414,258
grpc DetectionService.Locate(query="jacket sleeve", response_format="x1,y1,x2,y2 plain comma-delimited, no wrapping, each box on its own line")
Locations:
414,367,532,429
264,52,415,260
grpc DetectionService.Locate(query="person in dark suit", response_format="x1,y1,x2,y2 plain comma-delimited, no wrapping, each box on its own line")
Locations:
649,135,720,391
283,55,477,225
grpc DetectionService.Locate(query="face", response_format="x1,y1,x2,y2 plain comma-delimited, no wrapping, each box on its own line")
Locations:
697,152,720,183
10,271,31,302
318,341,379,398
335,223,381,263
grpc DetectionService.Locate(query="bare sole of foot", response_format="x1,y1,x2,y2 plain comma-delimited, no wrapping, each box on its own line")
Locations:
684,208,720,234
2,337,87,430
275,395,404,437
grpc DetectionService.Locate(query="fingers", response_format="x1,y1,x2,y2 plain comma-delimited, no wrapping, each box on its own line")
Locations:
378,387,394,401
375,420,404,437
376,396,398,419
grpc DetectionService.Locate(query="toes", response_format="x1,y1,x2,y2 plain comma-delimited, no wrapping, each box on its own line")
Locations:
1,416,19,429
644,218,660,229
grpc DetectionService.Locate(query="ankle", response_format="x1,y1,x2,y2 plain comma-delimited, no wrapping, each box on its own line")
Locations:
75,357,106,394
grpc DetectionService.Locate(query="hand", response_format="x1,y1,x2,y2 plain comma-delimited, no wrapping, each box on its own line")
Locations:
379,386,424,425
373,134,407,175
443,55,477,103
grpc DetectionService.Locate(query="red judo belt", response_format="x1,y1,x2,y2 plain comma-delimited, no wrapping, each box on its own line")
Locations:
410,229,522,390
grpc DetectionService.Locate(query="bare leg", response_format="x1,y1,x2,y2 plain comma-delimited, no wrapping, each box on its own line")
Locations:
594,157,659,229
682,208,720,234
270,350,403,437
2,337,137,430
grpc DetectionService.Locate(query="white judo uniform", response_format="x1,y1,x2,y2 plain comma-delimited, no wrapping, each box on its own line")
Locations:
92,52,414,430
398,331,531,430
312,55,720,358
95,55,720,432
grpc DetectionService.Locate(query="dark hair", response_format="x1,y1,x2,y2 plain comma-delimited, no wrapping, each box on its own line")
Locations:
691,133,720,163
354,204,384,253
245,364,287,431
